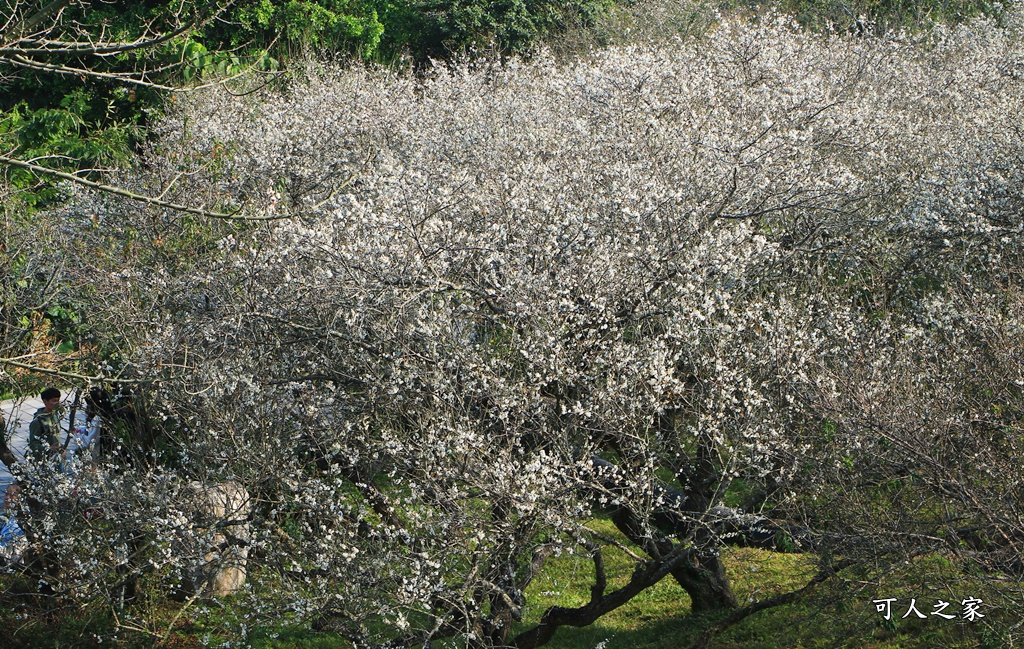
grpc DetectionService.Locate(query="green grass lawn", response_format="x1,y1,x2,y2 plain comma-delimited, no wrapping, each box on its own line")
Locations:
513,519,997,649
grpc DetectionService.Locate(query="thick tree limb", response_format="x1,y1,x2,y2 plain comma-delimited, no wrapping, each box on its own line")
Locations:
587,456,801,552
511,543,695,649
687,559,854,649
0,434,16,469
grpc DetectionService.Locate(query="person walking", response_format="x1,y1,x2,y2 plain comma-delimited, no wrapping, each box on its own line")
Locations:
27,387,63,461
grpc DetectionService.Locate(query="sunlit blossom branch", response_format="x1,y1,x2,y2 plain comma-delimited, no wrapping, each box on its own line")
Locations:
0,54,185,89
0,20,195,55
0,154,279,220
0,357,154,384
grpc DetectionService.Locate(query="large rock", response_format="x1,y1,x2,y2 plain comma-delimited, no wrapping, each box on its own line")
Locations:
183,481,251,598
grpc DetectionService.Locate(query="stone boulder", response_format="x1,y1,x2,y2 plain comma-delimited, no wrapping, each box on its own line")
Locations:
182,481,251,598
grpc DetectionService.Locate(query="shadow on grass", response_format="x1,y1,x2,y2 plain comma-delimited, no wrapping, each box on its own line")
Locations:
540,589,989,649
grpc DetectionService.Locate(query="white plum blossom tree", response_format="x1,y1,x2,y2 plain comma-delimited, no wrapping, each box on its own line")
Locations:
9,7,1024,647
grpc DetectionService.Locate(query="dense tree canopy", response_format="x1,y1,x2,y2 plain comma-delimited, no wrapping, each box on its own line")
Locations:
2,1,1023,647
2,7,1020,647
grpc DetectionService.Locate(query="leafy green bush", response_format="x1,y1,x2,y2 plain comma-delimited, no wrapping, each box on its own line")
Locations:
372,0,616,62
217,0,386,59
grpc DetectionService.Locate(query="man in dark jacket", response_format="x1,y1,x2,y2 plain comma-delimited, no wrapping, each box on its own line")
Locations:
27,387,62,461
